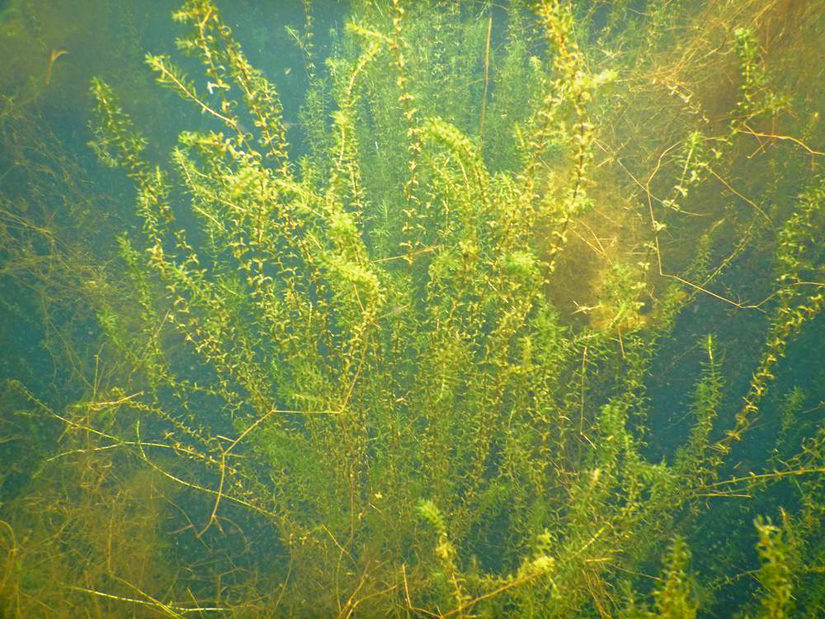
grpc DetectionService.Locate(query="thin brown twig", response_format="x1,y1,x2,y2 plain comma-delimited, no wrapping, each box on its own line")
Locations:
741,123,825,156
707,166,772,224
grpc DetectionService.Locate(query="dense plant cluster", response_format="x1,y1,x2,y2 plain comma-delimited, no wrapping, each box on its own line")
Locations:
1,0,824,615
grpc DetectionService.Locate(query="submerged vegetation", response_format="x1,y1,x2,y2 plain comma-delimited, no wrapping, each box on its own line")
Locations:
2,0,825,615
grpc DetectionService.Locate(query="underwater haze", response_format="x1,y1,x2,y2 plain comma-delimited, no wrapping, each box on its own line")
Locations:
1,0,825,616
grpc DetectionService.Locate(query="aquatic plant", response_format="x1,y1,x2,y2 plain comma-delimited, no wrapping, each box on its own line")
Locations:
2,0,825,615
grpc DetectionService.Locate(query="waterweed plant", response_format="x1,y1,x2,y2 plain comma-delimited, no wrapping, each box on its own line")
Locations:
2,0,825,615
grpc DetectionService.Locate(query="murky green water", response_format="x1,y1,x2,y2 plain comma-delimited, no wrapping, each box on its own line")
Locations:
1,1,824,616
